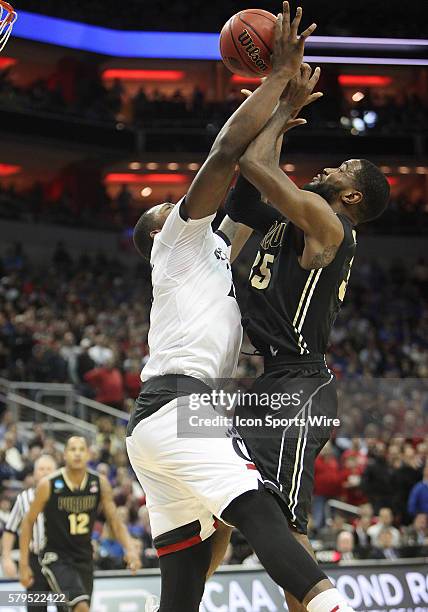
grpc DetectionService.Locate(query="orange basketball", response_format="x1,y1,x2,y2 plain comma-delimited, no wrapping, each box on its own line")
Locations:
219,9,277,78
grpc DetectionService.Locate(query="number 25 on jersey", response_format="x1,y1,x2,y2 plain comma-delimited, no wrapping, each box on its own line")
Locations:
250,252,275,290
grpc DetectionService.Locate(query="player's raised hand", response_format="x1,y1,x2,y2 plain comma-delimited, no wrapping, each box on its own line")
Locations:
280,63,323,118
271,2,317,78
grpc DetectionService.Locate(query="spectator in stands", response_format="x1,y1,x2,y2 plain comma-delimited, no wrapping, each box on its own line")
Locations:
318,513,353,550
88,334,114,367
336,531,358,561
312,442,342,529
402,513,428,550
372,528,402,559
340,454,366,506
408,463,428,516
0,450,15,488
84,358,124,408
1,431,23,474
392,445,422,523
367,507,401,547
353,515,374,558
362,443,396,512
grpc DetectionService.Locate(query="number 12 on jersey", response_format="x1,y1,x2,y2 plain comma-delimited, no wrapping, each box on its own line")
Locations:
68,512,90,535
250,252,275,290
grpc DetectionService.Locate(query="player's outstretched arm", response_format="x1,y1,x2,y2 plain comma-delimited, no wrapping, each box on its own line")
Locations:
99,476,141,574
184,2,316,221
19,478,50,588
240,64,344,269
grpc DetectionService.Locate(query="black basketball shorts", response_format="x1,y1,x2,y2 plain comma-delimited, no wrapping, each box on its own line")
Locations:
235,357,338,534
40,552,93,609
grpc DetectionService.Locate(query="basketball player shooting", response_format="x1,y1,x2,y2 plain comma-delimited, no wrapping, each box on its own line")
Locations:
126,4,360,612
223,63,390,612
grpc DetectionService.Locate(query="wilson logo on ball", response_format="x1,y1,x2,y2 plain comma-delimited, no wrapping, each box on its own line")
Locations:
237,29,268,71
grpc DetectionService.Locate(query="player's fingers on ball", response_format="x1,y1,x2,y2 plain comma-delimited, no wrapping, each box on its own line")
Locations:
290,6,302,38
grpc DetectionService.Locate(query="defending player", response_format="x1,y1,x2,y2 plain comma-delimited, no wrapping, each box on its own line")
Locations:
127,5,358,612
225,64,390,611
19,436,141,612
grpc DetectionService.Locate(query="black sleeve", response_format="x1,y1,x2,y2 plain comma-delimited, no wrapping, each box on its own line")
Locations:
224,174,283,236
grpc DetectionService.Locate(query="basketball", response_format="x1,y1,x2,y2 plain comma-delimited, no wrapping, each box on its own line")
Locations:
219,9,277,78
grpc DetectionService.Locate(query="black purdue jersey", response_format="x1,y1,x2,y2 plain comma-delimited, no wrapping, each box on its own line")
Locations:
43,468,101,562
244,214,356,358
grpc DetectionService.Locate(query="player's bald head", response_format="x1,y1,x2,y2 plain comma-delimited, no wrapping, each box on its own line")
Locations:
133,202,174,261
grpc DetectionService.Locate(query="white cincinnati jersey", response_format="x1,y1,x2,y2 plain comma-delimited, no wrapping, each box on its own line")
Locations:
142,199,242,382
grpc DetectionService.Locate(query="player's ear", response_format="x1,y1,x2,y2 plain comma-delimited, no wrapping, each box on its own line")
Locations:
149,229,161,239
341,189,362,207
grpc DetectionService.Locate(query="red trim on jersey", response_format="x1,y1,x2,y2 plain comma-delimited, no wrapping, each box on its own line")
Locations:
157,534,202,557
330,605,340,612
213,518,219,529
246,463,257,470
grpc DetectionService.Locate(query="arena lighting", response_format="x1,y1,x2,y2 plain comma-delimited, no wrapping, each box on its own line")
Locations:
231,75,261,84
13,13,428,62
0,56,16,68
0,163,21,176
386,177,398,186
105,173,188,184
102,69,185,81
338,75,392,87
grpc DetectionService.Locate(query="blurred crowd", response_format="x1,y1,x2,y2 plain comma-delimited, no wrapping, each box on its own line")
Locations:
14,0,427,38
0,242,427,568
1,182,427,236
1,67,428,137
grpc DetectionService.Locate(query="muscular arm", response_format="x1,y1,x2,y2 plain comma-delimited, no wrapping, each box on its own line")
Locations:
99,476,140,572
19,479,50,585
239,108,344,269
183,4,316,221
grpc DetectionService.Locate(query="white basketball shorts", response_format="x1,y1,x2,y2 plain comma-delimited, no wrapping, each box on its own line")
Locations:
126,397,262,556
